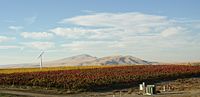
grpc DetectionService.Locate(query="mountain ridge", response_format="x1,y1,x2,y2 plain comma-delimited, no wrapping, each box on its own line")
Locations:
44,54,158,67
81,55,156,66
0,54,158,68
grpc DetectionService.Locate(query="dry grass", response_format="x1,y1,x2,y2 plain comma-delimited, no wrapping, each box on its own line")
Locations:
0,65,124,74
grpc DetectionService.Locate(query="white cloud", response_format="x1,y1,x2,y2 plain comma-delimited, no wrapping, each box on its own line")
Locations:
61,42,85,51
61,41,117,51
9,26,23,31
57,12,179,41
58,12,194,41
50,27,93,38
193,23,200,29
0,45,21,49
161,27,185,37
50,27,123,41
61,12,169,29
22,42,55,50
21,32,53,39
0,36,15,42
81,10,96,14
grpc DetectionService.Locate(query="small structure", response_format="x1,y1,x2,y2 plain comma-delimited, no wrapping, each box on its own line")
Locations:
139,84,144,91
139,82,156,95
139,82,146,94
145,85,156,95
163,85,166,92
162,84,173,92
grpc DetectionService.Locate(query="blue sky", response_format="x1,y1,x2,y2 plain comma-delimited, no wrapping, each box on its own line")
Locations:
0,0,200,64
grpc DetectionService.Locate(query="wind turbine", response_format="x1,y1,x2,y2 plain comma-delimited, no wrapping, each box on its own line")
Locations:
37,51,44,69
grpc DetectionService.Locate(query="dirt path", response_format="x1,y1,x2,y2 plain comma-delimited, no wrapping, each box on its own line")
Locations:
1,89,200,97
0,90,69,97
1,78,200,97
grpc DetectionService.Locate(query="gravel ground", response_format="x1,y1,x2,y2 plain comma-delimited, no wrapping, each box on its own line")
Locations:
0,77,200,97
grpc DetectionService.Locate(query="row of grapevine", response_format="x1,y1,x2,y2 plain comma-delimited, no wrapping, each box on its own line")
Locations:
0,65,200,91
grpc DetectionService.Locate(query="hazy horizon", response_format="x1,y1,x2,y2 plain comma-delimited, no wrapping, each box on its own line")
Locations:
0,0,200,65
0,54,199,65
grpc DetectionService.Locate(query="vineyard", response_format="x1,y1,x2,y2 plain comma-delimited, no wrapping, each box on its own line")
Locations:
0,65,115,74
0,65,200,91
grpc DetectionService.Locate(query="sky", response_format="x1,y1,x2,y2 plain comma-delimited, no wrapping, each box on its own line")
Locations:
0,0,200,64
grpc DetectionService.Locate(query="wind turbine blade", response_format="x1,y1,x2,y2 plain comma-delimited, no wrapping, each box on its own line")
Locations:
37,55,41,59
40,51,44,56
37,51,44,59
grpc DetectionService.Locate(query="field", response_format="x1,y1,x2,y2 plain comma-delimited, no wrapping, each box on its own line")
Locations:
0,65,115,74
0,65,200,92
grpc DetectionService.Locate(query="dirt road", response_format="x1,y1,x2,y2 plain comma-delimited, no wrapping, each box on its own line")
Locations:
0,90,69,97
1,77,200,97
1,89,200,97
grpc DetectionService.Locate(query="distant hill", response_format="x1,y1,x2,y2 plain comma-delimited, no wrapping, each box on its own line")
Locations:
81,55,157,66
44,54,157,67
0,54,158,68
45,54,97,67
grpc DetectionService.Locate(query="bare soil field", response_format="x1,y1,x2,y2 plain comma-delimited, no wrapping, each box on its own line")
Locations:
0,77,200,97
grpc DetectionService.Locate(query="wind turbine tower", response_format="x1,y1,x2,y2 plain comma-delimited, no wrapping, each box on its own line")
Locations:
37,51,44,69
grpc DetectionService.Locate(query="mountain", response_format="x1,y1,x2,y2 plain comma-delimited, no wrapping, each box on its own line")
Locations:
44,54,157,67
44,54,97,67
81,55,156,66
0,54,157,68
